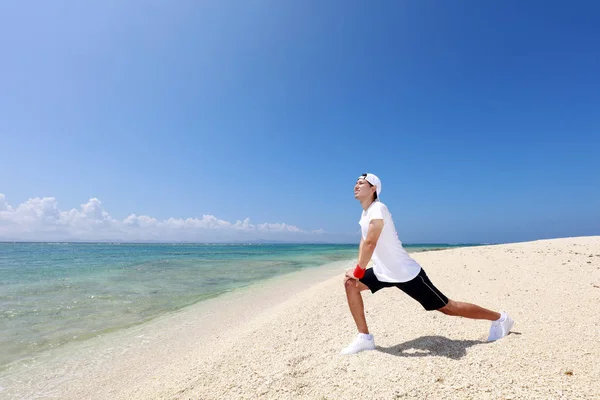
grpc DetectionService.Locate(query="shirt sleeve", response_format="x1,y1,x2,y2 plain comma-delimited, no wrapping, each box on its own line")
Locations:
368,202,385,221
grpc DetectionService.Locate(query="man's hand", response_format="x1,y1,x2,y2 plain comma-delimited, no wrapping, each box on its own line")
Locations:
344,268,359,287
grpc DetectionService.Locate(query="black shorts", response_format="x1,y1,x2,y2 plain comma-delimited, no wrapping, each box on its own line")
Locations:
359,267,449,311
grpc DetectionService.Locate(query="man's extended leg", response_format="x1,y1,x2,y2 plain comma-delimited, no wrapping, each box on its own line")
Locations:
438,299,514,341
437,299,500,320
393,268,514,341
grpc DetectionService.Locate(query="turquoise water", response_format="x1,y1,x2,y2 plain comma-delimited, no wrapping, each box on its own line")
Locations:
0,242,468,371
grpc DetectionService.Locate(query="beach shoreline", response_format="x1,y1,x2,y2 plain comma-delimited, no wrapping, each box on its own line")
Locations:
2,237,599,399
0,258,357,397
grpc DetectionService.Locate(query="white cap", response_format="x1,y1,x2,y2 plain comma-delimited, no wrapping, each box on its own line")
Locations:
359,173,382,198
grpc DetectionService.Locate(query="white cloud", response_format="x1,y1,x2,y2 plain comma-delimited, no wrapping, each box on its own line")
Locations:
0,194,13,212
256,222,302,233
0,193,327,242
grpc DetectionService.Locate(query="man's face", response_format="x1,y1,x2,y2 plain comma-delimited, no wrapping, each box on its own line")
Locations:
354,177,375,201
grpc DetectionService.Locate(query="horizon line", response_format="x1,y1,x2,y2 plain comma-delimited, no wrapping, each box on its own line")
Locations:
0,240,490,246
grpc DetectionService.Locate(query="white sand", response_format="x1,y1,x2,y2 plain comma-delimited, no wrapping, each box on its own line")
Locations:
2,237,599,399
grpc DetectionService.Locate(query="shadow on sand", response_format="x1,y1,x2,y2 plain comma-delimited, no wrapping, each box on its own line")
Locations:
376,335,488,360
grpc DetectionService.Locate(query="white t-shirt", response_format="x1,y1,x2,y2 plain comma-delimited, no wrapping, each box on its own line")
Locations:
359,201,422,283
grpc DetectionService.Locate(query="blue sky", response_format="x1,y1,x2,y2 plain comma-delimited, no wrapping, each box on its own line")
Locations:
1,1,599,243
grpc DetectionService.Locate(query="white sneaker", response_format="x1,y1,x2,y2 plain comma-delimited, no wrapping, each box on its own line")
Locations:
341,334,376,355
487,311,514,341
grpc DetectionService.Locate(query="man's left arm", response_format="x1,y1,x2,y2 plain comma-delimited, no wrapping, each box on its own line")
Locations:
357,218,383,270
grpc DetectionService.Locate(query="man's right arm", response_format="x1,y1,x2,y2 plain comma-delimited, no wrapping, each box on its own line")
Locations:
358,237,364,259
345,238,365,285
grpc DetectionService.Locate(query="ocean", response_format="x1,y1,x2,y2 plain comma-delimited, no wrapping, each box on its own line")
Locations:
0,242,467,373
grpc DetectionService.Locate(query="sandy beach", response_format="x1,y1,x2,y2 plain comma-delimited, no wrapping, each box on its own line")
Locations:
2,236,599,399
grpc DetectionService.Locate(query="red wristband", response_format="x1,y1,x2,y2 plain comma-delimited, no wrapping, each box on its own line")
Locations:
353,264,365,279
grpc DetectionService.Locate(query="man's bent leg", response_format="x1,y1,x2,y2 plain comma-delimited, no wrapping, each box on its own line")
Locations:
341,278,376,355
437,299,501,321
344,278,371,333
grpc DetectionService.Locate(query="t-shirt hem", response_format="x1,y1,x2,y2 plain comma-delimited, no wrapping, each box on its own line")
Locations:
373,267,422,283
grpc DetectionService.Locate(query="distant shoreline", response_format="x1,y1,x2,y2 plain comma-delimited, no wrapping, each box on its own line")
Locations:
0,240,486,246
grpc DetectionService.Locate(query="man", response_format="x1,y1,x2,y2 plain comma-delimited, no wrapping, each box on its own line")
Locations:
341,173,514,355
